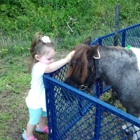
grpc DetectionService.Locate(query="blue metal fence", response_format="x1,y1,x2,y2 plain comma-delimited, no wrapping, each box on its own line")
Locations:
43,23,140,140
91,23,140,47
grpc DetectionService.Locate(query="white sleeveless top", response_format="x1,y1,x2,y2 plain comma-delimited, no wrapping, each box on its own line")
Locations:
26,62,47,111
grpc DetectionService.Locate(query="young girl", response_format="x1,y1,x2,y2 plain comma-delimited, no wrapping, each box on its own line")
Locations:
22,32,75,140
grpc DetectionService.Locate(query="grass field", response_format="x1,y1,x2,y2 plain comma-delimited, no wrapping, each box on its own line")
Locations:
0,49,69,140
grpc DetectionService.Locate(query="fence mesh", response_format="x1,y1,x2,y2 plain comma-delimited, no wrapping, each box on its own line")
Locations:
44,74,140,140
91,23,140,47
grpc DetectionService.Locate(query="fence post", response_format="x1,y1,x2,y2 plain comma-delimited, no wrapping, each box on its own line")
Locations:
99,38,102,46
44,75,57,140
114,4,120,46
44,86,54,140
93,80,102,139
122,31,126,47
93,104,102,139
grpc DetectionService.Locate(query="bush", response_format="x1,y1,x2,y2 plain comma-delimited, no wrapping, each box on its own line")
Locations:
0,0,140,51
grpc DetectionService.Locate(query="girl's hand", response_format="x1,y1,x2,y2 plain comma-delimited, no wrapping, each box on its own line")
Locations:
65,50,75,63
45,50,75,73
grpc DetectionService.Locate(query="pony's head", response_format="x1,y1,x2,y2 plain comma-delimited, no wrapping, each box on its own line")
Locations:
65,37,100,91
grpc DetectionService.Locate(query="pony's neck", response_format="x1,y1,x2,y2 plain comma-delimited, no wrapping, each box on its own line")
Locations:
99,46,137,88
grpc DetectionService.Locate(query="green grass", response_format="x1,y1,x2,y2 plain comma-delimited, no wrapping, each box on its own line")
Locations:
0,44,70,139
0,54,30,94
0,53,29,139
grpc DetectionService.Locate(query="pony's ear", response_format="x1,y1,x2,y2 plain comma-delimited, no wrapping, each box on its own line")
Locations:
92,45,100,59
83,37,91,46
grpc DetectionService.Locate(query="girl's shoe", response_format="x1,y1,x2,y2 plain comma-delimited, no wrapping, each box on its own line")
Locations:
35,125,49,134
22,133,37,140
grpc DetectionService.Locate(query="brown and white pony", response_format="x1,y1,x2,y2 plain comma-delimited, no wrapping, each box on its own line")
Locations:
65,37,140,140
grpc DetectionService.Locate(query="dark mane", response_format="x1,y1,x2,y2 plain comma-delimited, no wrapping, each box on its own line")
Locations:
67,44,90,83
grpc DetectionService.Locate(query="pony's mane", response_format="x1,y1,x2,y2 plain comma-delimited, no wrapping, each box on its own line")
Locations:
67,44,90,83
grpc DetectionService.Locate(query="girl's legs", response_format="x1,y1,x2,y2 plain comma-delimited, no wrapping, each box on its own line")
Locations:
22,108,48,139
25,122,35,138
23,108,43,138
38,116,47,130
35,111,48,133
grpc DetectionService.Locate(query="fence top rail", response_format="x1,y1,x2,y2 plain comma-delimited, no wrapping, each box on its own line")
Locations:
43,74,140,127
91,23,140,44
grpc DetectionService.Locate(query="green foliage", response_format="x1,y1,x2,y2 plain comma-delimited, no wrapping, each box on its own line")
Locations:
0,0,140,51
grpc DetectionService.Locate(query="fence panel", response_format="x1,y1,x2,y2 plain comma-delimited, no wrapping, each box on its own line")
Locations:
43,74,140,140
43,23,140,140
91,23,140,47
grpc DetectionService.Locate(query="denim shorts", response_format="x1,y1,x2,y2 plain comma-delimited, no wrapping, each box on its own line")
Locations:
28,108,47,125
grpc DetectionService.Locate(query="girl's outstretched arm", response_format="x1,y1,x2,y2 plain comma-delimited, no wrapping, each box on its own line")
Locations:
45,50,75,73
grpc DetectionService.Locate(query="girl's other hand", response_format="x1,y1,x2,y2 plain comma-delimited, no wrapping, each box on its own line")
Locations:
65,50,75,63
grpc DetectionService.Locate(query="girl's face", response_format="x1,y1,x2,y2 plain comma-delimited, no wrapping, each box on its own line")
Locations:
35,48,55,64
